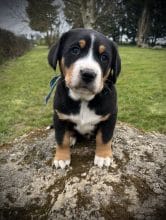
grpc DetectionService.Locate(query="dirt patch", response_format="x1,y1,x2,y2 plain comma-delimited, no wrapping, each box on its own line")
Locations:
0,122,166,219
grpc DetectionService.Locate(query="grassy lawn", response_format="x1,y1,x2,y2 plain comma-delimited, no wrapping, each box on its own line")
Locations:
0,46,166,143
118,46,166,133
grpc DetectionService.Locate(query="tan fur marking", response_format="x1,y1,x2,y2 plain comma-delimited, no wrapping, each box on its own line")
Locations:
96,131,112,157
60,58,74,86
99,68,111,93
79,39,86,48
99,45,106,54
60,56,73,84
99,79,104,92
65,64,74,87
54,132,70,160
60,57,65,74
103,68,111,81
100,68,111,93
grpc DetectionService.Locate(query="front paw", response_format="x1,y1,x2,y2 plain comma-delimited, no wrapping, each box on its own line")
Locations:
53,159,70,169
94,155,113,168
53,144,71,169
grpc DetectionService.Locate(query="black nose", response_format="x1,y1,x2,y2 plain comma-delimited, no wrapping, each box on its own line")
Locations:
80,69,96,83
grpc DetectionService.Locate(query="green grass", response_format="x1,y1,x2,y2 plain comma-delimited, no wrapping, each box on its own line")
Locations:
0,46,55,143
0,46,166,143
117,46,166,133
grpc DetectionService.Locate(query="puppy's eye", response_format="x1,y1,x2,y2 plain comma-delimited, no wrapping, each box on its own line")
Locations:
71,46,80,55
101,54,108,63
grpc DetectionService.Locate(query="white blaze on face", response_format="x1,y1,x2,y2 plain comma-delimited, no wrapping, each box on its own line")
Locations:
69,35,103,100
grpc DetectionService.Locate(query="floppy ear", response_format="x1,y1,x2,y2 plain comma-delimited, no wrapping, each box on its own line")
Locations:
48,32,67,70
48,43,60,70
110,42,121,84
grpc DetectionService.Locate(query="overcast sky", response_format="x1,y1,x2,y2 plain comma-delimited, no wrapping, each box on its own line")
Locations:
0,0,69,36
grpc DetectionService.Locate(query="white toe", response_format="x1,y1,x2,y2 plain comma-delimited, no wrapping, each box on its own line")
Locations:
53,159,71,169
94,155,100,165
94,155,112,168
53,160,59,168
94,155,104,168
104,157,111,167
70,136,76,147
98,158,104,168
59,160,66,169
65,160,70,166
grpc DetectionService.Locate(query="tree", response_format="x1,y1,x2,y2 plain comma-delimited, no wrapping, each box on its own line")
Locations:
149,0,166,45
122,0,142,44
26,0,58,46
63,0,166,45
116,0,166,46
64,0,125,42
135,0,166,46
81,0,96,28
94,0,125,41
136,0,150,46
63,0,95,28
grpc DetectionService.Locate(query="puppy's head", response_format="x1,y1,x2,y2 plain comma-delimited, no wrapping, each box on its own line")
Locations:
48,28,121,100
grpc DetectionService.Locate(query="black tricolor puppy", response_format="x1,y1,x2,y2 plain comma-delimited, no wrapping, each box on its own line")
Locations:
48,28,121,169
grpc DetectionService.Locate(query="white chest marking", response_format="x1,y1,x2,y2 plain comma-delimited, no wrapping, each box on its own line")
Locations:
73,102,101,134
58,102,102,135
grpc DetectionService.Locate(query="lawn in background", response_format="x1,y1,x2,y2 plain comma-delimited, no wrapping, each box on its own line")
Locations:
0,46,55,143
118,46,165,133
0,46,166,143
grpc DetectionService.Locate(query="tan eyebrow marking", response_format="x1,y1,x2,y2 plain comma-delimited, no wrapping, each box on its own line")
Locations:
99,45,106,54
79,39,86,48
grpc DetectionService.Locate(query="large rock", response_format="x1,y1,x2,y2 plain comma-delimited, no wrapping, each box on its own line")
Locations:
0,123,166,220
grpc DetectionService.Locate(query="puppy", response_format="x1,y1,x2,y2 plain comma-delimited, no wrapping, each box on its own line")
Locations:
48,28,121,169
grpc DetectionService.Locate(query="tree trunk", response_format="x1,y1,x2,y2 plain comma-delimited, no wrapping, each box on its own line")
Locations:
80,0,96,29
137,0,150,47
46,31,52,47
